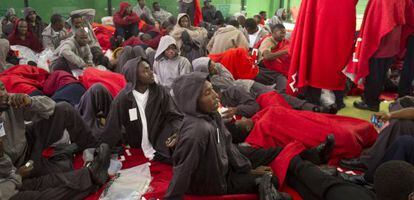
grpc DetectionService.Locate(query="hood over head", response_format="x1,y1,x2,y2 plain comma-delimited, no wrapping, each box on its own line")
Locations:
121,56,149,94
118,46,147,73
5,8,16,19
192,57,210,73
172,72,210,116
119,2,132,16
23,7,41,21
154,35,178,60
276,8,285,18
177,13,191,27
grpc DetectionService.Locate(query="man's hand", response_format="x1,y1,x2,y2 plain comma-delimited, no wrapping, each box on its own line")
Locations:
373,112,391,122
17,162,34,178
251,166,273,175
166,133,178,149
235,118,254,132
8,94,31,109
222,107,237,119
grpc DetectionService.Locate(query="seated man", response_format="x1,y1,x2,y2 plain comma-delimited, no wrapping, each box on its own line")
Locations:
207,23,249,54
133,0,155,25
341,103,414,172
202,0,217,23
0,141,110,200
244,18,269,49
0,39,13,72
259,24,290,77
341,135,414,186
69,10,101,49
1,8,18,38
152,1,172,24
113,2,140,40
8,19,43,53
42,14,71,51
0,80,98,179
101,57,182,162
50,29,94,73
166,72,375,200
153,35,192,91
23,7,47,45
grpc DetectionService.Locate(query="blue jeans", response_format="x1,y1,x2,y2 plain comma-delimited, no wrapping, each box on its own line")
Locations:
115,23,139,40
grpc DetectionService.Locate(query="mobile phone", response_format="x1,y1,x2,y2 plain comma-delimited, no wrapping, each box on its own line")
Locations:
371,115,384,128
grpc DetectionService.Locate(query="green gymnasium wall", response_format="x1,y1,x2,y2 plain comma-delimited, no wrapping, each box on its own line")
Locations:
0,0,368,23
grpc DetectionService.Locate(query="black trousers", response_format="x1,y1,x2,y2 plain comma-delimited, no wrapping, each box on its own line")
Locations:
398,35,414,97
26,102,97,177
287,157,376,200
365,135,414,182
10,168,97,200
363,57,394,107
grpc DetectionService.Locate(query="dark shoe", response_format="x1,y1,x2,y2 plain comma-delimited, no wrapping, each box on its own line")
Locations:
318,165,338,176
353,100,379,112
314,105,338,114
339,158,367,171
256,174,291,200
300,134,335,165
337,103,346,110
316,134,335,164
88,143,111,185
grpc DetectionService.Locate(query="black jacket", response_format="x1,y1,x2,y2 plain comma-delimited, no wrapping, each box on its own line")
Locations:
165,72,252,199
101,57,183,159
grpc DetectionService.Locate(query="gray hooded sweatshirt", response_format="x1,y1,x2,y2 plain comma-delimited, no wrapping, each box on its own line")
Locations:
192,57,255,93
153,35,192,91
165,72,251,199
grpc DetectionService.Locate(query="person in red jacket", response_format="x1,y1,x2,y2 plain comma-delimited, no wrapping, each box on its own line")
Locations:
113,2,140,40
8,19,43,53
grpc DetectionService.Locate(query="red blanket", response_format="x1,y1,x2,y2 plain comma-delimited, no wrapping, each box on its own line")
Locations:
287,0,357,94
209,48,259,80
245,92,378,185
345,0,414,84
93,24,115,52
79,68,126,97
0,65,49,94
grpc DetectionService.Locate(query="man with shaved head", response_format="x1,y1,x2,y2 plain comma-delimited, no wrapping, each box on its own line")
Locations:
50,28,94,73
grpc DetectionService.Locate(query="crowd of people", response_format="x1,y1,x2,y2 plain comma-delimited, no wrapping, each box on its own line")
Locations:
0,0,413,199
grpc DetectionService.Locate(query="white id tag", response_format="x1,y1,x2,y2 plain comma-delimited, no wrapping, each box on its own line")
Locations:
0,122,5,137
129,108,138,121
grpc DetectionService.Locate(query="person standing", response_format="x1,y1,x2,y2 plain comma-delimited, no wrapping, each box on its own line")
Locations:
347,0,414,111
